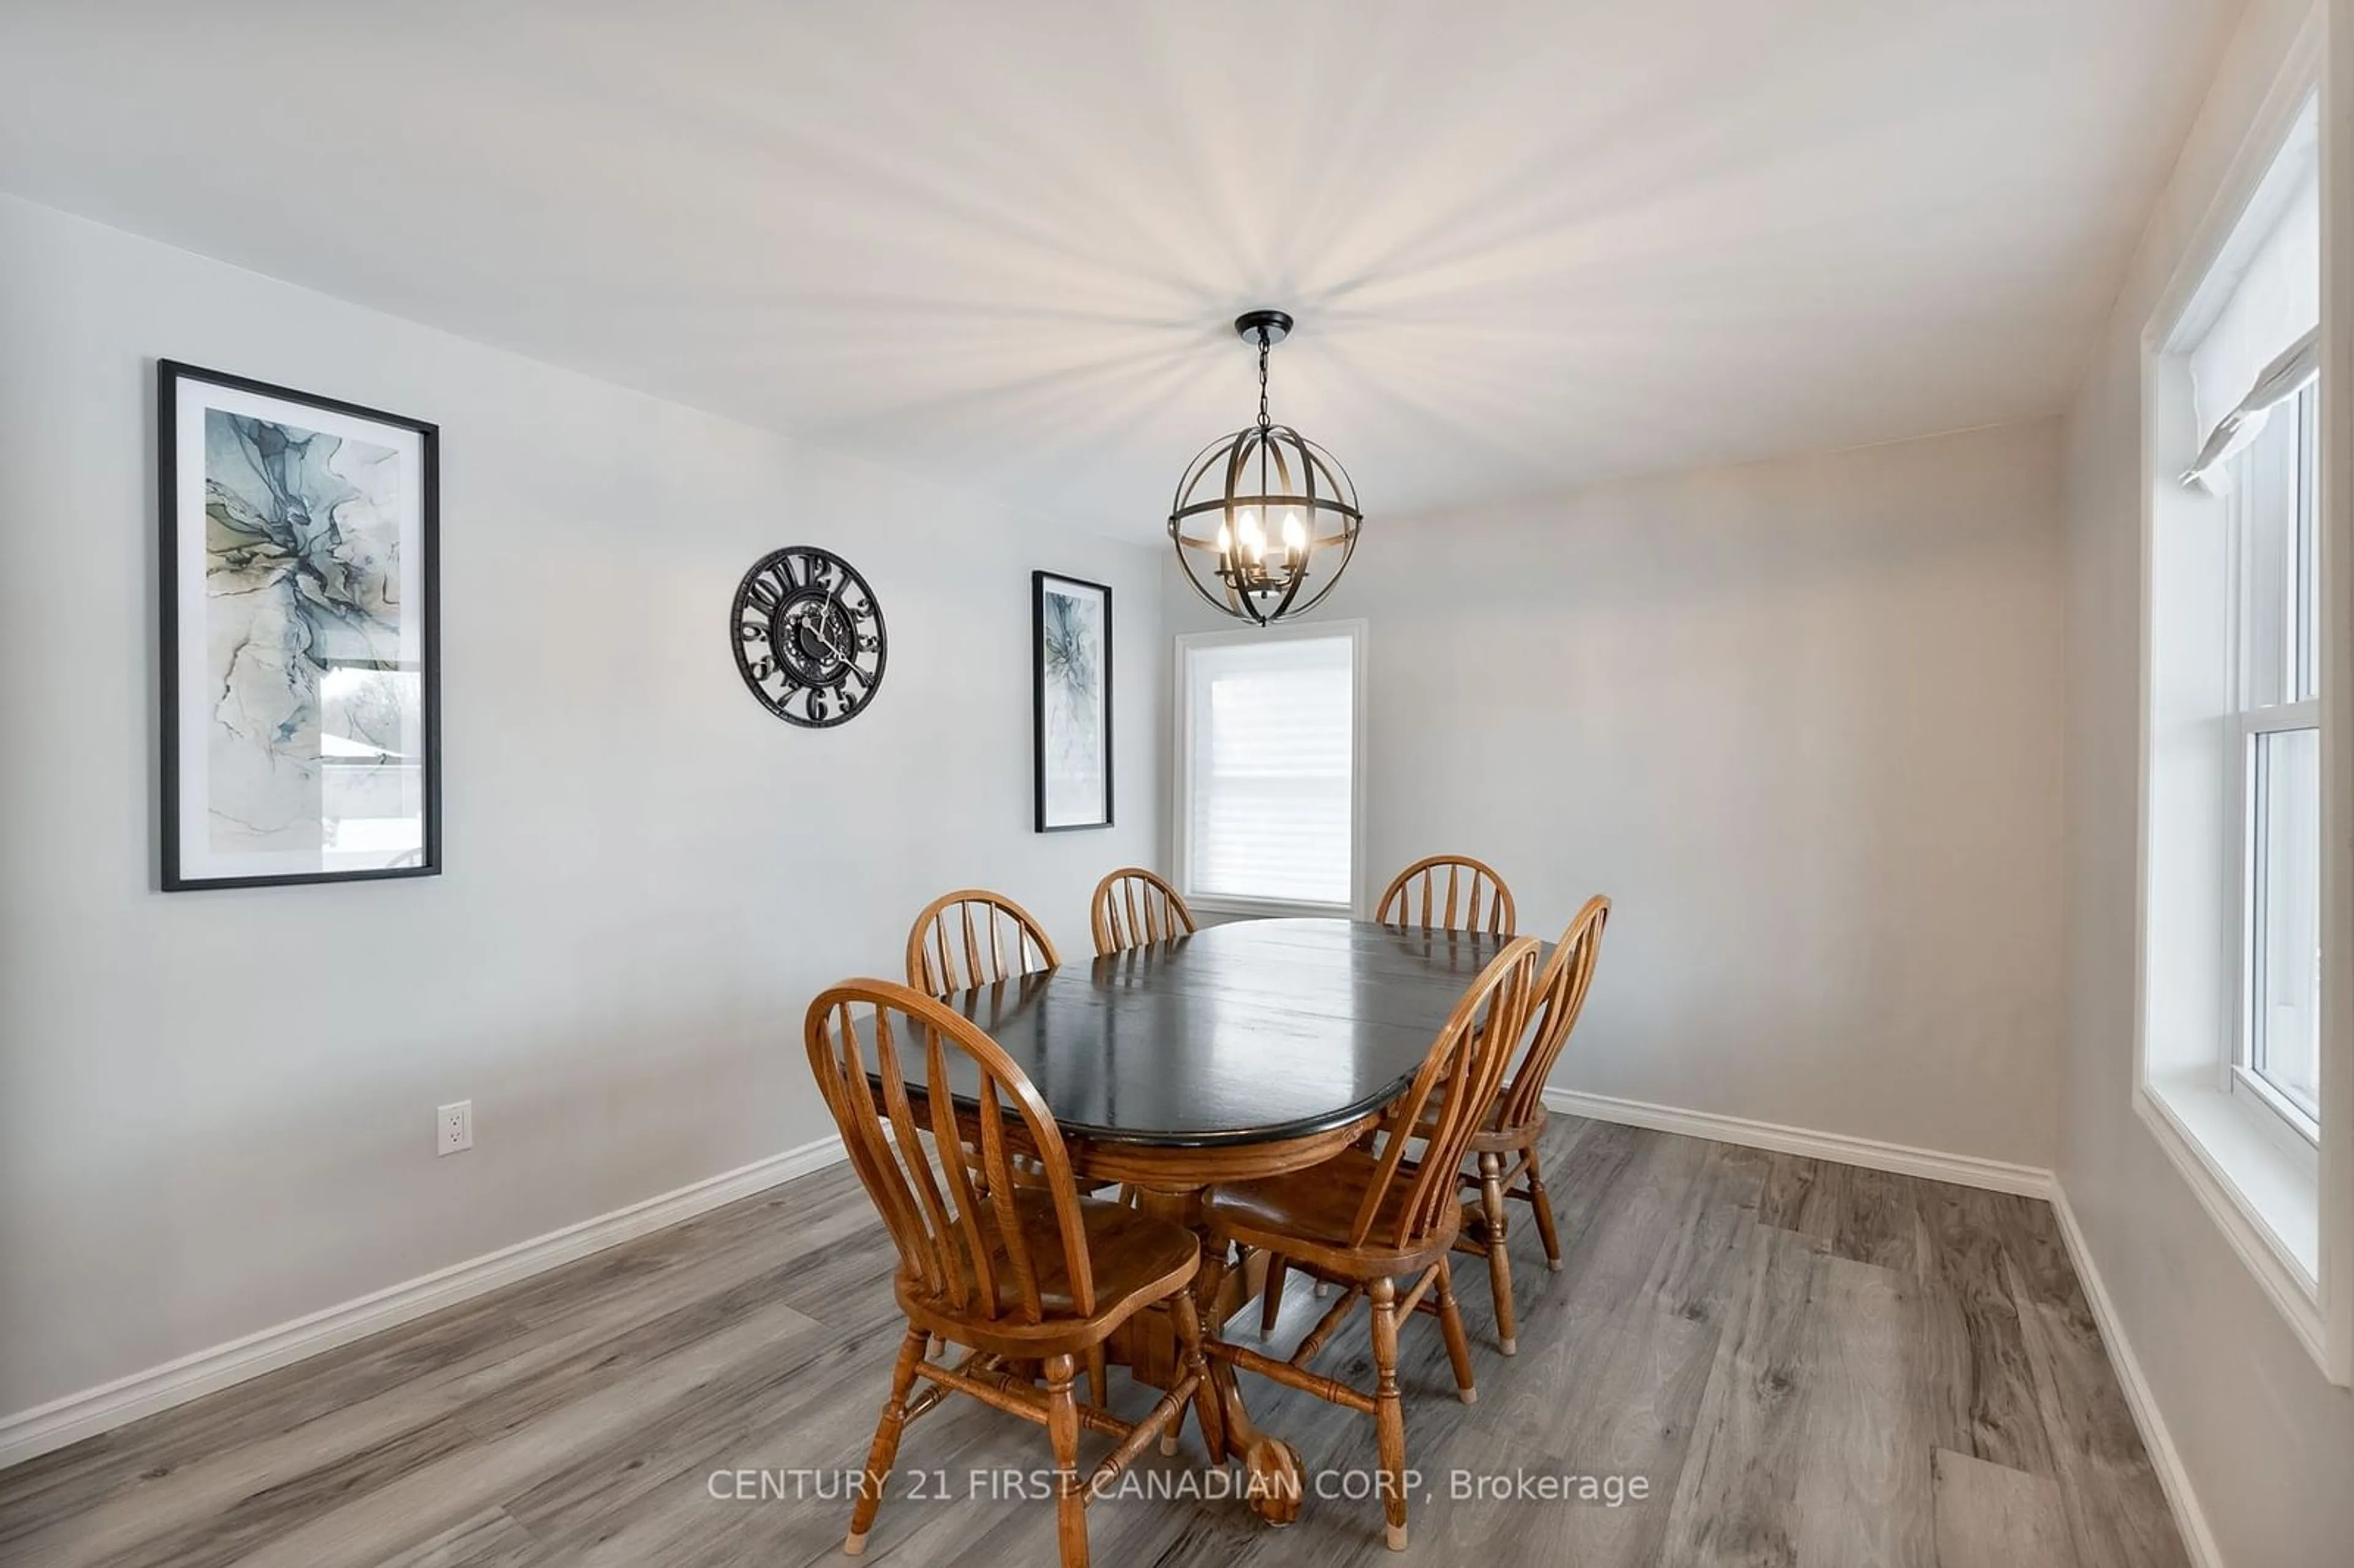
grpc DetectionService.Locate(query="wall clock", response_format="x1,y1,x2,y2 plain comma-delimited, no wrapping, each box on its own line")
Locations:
730,546,887,727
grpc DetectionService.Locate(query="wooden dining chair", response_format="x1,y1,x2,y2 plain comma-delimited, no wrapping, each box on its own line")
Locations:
1089,867,1197,956
806,980,1213,1567
1375,854,1517,935
1452,895,1610,1355
905,886,1110,1388
905,888,1060,994
1198,937,1542,1551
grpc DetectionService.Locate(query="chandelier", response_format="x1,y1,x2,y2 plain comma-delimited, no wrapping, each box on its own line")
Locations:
1168,310,1362,625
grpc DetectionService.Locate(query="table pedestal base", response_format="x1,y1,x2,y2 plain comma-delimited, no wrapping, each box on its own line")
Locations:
1118,1185,1302,1526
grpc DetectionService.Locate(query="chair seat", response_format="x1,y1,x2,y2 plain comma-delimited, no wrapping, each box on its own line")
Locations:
1203,1148,1460,1277
1411,1100,1504,1138
897,1190,1200,1350
1411,1097,1545,1155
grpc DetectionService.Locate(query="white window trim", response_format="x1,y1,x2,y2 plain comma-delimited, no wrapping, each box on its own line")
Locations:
1170,618,1369,919
2133,1071,2322,1331
2133,8,2349,1385
2231,1060,2323,1153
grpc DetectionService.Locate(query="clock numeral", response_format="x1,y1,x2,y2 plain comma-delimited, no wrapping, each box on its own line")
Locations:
745,574,782,612
739,620,767,642
856,634,880,652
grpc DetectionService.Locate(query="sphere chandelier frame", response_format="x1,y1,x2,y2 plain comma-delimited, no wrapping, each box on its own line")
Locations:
1167,310,1363,626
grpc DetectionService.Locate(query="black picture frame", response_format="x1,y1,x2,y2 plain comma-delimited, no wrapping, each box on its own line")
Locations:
158,360,442,890
1032,570,1113,832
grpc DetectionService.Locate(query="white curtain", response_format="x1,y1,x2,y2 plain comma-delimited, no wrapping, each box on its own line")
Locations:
2182,154,2319,490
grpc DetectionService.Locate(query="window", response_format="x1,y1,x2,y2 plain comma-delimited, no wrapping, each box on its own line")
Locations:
1174,622,1365,912
2138,78,2337,1378
2233,383,2322,1138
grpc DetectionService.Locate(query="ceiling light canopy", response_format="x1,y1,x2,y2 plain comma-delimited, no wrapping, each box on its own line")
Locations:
1168,310,1362,626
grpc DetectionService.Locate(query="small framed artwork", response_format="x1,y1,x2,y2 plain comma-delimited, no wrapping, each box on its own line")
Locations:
1033,570,1113,832
158,361,441,889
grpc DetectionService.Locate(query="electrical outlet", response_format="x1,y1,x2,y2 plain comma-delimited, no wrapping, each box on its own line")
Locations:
437,1100,473,1157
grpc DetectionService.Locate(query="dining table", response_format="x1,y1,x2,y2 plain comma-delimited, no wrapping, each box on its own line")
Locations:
920,915,1537,1523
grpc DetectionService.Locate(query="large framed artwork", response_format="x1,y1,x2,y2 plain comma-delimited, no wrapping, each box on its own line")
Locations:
158,362,441,890
1032,570,1112,832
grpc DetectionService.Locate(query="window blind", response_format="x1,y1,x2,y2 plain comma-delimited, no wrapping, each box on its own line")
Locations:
2181,104,2318,487
1184,633,1355,906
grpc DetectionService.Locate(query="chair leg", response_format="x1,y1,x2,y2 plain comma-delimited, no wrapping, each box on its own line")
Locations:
1368,1276,1410,1552
1433,1258,1477,1404
1084,1345,1110,1411
1044,1353,1089,1568
1192,1244,1233,1462
847,1324,929,1556
1478,1152,1517,1355
1168,1287,1214,1457
1260,1254,1287,1339
1525,1144,1564,1272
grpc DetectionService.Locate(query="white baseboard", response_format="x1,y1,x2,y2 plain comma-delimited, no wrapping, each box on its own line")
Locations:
0,1135,847,1473
1542,1086,2054,1198
2048,1184,2226,1568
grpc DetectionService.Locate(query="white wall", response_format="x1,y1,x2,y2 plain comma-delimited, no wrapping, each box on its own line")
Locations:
2061,0,2354,1563
1167,421,2069,1170
0,194,1164,1420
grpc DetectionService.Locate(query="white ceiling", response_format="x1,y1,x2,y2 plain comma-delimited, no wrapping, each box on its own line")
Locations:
0,1,2240,530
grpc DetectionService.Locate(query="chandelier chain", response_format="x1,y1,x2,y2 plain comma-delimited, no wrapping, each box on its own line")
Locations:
1255,330,1271,430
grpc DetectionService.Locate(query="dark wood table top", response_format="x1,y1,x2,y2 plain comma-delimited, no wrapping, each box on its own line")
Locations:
931,918,1534,1149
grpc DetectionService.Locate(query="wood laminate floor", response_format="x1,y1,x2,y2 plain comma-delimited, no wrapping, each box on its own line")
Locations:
0,1121,2191,1568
